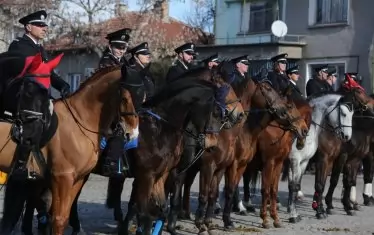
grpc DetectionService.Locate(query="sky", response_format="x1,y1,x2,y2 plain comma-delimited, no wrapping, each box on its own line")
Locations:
126,0,194,22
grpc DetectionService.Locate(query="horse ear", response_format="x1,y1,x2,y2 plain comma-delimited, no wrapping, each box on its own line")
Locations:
46,53,64,71
28,53,43,73
15,55,36,78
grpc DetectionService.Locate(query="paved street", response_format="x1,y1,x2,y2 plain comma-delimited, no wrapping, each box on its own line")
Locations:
1,173,374,235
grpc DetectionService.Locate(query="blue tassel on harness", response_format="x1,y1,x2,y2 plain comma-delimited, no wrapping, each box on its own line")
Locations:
100,137,138,151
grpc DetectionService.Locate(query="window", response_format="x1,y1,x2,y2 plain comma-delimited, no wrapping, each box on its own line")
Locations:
248,2,275,33
309,63,345,90
315,0,348,25
68,74,82,92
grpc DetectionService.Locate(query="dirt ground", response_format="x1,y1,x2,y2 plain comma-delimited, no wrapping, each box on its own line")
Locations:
1,173,374,235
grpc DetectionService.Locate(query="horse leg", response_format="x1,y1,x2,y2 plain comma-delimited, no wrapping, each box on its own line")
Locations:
106,176,126,223
204,170,223,231
119,180,139,235
242,166,255,213
362,154,374,206
21,195,36,235
342,158,360,216
167,172,185,235
287,159,302,223
222,164,237,231
325,153,347,214
69,174,90,235
260,161,273,229
0,177,29,234
270,162,283,228
51,175,84,235
195,164,213,234
181,159,199,219
312,152,329,219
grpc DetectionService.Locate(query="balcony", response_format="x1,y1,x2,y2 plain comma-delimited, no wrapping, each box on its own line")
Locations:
215,34,307,46
248,7,275,34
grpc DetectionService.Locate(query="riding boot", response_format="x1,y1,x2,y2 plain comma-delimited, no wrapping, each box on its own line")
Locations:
12,144,32,180
101,134,125,178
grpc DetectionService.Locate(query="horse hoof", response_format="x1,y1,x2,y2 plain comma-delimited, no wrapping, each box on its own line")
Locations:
262,222,270,229
223,223,235,231
289,215,302,224
71,231,86,235
353,204,360,211
238,210,248,216
326,208,334,215
273,221,283,228
316,213,327,220
347,210,356,216
214,208,221,215
246,206,256,213
198,230,209,235
178,211,192,220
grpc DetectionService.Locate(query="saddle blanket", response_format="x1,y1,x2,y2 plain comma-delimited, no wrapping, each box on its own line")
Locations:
100,137,138,151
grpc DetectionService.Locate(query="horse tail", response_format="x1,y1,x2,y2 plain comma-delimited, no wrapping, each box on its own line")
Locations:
0,176,29,234
281,158,290,182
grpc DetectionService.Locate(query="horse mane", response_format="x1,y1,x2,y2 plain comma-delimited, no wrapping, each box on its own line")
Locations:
306,91,339,101
77,65,121,91
143,78,216,108
308,93,342,110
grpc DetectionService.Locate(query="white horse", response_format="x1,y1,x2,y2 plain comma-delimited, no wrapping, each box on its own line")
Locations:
284,93,354,223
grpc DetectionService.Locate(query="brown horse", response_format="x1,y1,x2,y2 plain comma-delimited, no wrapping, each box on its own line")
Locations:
0,65,140,235
30,66,246,235
322,90,374,216
169,61,309,235
279,88,374,222
244,91,312,228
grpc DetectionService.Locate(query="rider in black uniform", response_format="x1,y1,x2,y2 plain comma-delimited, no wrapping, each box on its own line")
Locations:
98,28,131,68
165,43,196,83
127,42,155,100
7,10,70,180
306,64,331,97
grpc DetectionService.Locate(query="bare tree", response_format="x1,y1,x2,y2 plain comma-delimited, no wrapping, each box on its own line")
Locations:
0,0,60,51
185,0,215,44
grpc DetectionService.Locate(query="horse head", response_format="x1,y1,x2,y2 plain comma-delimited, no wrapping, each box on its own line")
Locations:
4,53,63,145
328,94,354,142
339,74,374,115
65,66,139,143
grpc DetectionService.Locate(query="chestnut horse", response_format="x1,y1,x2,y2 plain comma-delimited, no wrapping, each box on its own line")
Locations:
84,64,245,235
167,61,309,235
20,66,246,235
243,89,312,229
0,61,140,235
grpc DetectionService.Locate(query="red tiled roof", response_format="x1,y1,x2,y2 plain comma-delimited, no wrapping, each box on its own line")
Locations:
45,11,213,55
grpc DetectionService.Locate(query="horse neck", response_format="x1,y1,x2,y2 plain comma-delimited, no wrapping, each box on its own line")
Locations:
67,69,122,131
311,97,339,135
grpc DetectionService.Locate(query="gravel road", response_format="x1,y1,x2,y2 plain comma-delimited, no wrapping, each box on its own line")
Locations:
1,173,374,235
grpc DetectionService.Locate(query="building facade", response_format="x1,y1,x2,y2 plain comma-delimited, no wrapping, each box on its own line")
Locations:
198,0,374,94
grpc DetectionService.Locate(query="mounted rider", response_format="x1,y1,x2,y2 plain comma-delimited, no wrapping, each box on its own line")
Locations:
267,53,290,94
306,64,331,96
230,55,249,85
325,68,337,91
285,65,304,100
199,53,221,69
127,42,155,100
98,28,131,68
7,10,70,180
165,42,197,83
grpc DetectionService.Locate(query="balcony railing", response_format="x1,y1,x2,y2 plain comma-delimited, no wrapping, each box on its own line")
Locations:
248,8,276,33
215,34,307,46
